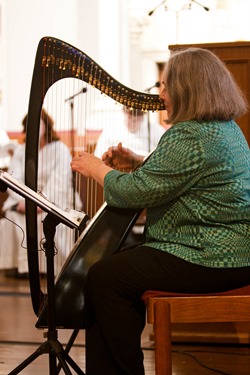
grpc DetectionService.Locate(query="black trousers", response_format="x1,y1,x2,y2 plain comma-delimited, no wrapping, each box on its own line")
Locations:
84,246,250,375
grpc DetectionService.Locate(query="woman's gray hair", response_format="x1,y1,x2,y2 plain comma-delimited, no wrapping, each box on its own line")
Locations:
163,47,248,124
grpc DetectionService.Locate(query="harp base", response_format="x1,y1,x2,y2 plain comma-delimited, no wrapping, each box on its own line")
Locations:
8,213,85,375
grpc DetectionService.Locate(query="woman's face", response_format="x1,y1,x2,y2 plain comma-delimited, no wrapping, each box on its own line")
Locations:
125,110,144,133
160,80,173,119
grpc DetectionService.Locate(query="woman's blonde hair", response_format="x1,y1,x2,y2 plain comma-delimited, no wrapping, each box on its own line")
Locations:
163,47,248,124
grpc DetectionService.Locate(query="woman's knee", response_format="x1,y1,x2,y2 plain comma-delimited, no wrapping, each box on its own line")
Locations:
86,257,115,292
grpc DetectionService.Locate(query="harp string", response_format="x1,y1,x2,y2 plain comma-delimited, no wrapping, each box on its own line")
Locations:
39,80,121,275
25,36,165,316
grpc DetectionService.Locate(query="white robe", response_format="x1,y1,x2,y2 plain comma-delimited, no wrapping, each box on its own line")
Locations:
0,141,82,275
94,115,166,158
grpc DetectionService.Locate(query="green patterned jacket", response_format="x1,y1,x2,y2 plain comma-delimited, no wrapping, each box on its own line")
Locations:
104,120,250,268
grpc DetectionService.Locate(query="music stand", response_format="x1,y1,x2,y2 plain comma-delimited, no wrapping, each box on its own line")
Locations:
0,170,87,375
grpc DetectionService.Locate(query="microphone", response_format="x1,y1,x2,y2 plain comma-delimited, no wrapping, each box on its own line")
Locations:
65,87,87,102
145,81,160,93
148,0,167,16
191,0,209,11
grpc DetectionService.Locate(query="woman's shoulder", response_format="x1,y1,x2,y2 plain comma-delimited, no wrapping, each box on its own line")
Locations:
159,120,200,141
163,120,235,137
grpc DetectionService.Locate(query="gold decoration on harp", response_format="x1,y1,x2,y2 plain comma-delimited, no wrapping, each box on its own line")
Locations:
41,37,165,112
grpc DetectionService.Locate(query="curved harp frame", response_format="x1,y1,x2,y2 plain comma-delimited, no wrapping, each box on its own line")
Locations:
25,36,165,317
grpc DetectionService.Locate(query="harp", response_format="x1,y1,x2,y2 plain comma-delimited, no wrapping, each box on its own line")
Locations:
25,36,165,329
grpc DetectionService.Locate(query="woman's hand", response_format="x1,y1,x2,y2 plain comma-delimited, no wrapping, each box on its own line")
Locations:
102,142,144,172
71,152,113,187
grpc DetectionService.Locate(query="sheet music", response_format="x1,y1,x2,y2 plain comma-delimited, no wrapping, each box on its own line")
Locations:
0,170,87,230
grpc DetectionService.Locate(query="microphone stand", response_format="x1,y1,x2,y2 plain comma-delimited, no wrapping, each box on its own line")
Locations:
65,88,87,211
69,99,76,210
145,82,160,152
65,87,87,241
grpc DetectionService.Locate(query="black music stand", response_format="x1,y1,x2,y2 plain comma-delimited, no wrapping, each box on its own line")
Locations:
9,213,85,375
0,171,87,375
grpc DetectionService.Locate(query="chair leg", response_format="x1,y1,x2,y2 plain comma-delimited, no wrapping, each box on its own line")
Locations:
154,300,172,375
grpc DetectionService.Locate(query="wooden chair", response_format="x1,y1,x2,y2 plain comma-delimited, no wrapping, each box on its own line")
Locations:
142,285,250,375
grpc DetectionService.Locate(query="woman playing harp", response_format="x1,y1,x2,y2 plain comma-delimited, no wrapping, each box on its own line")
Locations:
71,47,250,375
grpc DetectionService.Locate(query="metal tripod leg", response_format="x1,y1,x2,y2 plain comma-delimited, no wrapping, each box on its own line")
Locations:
57,329,80,374
8,337,85,375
